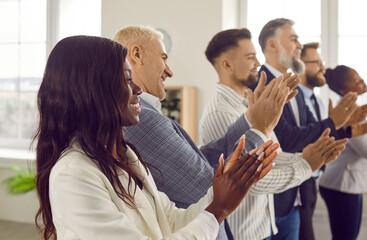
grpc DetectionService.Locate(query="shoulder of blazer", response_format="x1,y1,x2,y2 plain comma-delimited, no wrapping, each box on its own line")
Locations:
139,98,165,118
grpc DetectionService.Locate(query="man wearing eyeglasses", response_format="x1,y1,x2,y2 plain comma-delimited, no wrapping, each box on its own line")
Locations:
299,42,327,121
297,42,328,240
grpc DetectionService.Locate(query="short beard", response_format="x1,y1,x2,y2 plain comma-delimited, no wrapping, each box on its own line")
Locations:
306,73,325,87
240,74,258,87
278,46,305,74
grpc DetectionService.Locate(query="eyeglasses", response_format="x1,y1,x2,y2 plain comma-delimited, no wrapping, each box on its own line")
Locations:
303,60,324,66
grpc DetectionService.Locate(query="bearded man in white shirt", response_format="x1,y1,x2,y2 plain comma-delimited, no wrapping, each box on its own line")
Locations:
199,28,347,240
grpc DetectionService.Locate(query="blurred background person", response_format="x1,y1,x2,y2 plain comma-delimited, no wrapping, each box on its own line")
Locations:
319,65,367,240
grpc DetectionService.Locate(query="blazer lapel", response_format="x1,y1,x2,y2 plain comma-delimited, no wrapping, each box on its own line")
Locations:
123,147,164,239
295,88,307,125
284,102,298,126
260,66,299,126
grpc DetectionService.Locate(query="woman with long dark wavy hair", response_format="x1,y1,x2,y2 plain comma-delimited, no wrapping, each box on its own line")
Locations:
34,35,278,240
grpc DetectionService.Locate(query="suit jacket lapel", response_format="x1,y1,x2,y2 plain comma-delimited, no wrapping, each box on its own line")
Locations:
284,102,298,126
260,65,300,126
295,87,307,125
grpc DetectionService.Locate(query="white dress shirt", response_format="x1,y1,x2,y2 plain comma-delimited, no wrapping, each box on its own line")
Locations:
140,92,163,113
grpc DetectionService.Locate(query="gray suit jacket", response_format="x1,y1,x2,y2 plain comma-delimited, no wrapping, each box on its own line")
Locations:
125,99,264,239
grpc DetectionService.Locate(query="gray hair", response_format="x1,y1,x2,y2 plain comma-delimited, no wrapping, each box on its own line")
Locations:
113,25,163,50
259,18,294,53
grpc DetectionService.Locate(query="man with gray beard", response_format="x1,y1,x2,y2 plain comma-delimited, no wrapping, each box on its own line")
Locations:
250,18,357,240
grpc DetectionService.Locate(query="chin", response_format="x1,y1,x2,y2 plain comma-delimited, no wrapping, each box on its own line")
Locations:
122,118,140,127
359,88,367,95
317,77,326,86
158,91,166,101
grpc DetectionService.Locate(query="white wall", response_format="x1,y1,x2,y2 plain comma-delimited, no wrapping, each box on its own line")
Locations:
102,0,237,143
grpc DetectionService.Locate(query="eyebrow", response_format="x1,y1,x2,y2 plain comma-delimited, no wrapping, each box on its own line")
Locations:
290,34,299,38
245,53,256,57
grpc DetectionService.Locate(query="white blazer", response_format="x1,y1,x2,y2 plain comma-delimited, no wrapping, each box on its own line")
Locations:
49,141,217,240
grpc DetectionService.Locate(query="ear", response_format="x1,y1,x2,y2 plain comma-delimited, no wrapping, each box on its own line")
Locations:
129,45,144,65
221,58,233,72
267,38,279,53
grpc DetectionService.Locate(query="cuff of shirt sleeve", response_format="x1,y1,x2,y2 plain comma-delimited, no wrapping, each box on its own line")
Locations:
299,156,313,177
243,113,269,143
195,211,219,240
249,128,269,143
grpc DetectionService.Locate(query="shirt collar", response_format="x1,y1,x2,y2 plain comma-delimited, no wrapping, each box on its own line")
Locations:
216,83,248,107
298,84,314,99
139,92,162,113
264,63,284,78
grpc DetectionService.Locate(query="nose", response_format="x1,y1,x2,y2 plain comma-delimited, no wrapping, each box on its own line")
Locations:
131,80,142,95
320,63,326,73
255,57,261,67
297,40,303,49
165,63,173,78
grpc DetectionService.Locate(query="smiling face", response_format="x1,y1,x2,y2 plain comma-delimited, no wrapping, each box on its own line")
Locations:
343,69,367,95
230,38,260,87
121,59,143,126
137,37,173,100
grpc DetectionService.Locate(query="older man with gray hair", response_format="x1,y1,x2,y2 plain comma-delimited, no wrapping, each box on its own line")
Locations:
250,18,357,240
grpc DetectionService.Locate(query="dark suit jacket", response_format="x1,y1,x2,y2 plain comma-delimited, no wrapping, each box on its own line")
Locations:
250,65,350,217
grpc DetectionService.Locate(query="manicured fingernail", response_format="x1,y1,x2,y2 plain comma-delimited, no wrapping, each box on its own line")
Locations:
272,162,276,167
220,153,224,160
242,134,246,140
257,163,263,172
256,147,264,155
249,148,257,155
257,152,265,161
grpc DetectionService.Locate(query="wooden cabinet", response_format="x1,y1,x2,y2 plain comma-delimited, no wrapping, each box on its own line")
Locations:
161,86,197,142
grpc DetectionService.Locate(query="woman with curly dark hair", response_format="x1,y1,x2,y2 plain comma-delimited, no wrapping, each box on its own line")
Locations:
34,35,277,240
